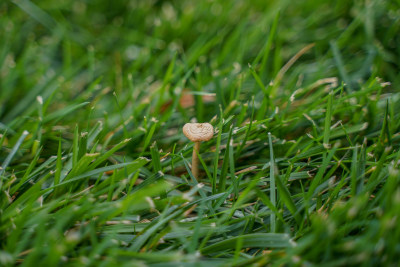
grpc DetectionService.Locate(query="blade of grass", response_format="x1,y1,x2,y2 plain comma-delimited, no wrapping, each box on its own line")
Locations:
212,107,223,194
218,124,233,193
268,132,276,232
0,130,29,189
200,233,291,254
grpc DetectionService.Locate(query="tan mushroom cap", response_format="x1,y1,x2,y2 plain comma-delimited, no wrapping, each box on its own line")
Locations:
183,123,214,142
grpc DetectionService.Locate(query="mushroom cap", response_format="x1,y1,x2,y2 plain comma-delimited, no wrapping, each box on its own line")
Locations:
183,123,214,142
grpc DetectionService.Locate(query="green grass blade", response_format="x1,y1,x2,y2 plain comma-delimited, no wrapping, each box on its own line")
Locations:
200,233,292,254
0,130,29,189
268,132,276,232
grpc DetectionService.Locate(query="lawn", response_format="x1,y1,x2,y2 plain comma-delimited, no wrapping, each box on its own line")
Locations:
1,0,399,266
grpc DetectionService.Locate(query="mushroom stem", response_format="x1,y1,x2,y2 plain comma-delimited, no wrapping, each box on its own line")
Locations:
183,122,213,179
192,141,200,179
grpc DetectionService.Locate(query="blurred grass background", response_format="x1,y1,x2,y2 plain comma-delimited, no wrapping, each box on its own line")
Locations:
2,0,399,122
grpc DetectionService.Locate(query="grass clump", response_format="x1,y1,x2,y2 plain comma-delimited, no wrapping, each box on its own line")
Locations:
1,0,399,266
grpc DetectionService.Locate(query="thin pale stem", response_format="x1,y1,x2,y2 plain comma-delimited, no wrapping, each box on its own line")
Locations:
192,142,200,179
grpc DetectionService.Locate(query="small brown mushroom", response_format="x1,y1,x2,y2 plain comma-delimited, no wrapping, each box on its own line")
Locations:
183,123,214,179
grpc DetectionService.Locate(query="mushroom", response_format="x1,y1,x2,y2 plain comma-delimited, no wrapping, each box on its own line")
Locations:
183,123,214,179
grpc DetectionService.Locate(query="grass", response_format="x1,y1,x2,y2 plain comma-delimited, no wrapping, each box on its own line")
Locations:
1,0,400,266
